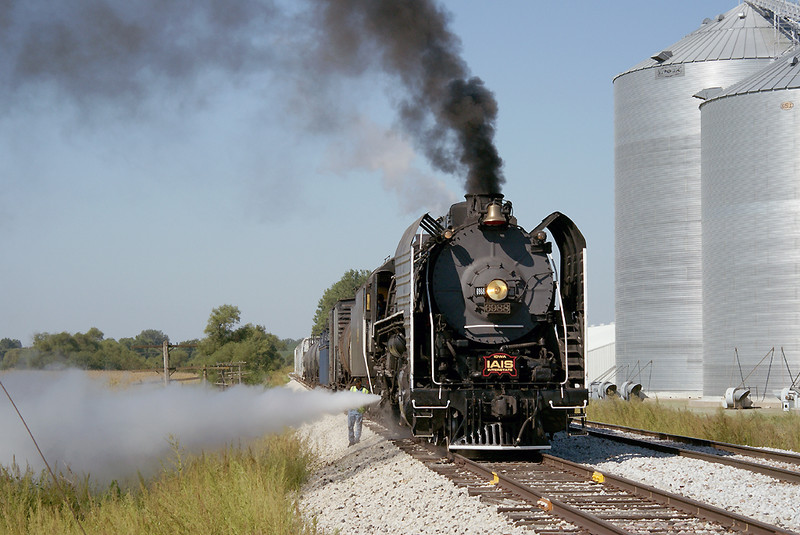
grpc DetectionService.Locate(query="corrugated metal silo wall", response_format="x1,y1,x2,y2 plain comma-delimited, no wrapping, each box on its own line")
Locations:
614,59,774,393
701,89,800,397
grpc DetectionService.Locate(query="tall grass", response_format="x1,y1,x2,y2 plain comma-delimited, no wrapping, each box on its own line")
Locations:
0,431,319,535
264,366,294,388
588,399,800,451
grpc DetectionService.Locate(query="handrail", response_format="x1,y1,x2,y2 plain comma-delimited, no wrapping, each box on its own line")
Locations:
426,259,443,388
549,252,570,387
747,0,800,44
412,399,450,410
749,0,800,22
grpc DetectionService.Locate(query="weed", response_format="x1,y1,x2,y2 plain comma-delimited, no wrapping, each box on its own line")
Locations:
0,431,319,535
588,398,800,451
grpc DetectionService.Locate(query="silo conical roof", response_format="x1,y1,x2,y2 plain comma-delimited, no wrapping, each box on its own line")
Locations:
616,3,795,80
705,46,800,98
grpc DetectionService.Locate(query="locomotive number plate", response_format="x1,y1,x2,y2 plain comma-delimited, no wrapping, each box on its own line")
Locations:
485,302,511,314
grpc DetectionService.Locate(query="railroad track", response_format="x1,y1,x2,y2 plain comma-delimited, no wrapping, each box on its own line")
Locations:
365,419,797,535
577,421,800,484
292,377,797,533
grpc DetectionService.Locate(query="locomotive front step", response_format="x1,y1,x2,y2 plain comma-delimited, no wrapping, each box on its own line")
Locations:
412,409,435,438
567,412,587,436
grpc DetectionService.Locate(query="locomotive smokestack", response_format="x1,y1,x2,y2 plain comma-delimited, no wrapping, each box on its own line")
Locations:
458,193,511,228
309,0,505,195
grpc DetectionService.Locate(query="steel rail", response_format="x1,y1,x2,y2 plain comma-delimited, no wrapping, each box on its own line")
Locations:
450,453,635,535
583,420,800,466
375,420,797,535
542,453,797,535
581,425,800,484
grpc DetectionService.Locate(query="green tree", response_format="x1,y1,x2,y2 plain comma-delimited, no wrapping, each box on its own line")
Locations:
121,329,170,365
312,269,369,335
0,348,24,369
15,329,147,370
134,329,169,346
32,330,100,367
201,304,241,354
170,339,200,367
0,338,22,361
193,306,283,383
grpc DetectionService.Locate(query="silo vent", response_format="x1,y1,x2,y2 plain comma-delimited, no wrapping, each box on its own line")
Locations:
702,17,712,24
738,12,746,19
693,87,724,100
790,56,799,66
651,50,673,63
717,13,725,21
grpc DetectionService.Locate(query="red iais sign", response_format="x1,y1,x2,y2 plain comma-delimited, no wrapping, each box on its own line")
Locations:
482,352,517,377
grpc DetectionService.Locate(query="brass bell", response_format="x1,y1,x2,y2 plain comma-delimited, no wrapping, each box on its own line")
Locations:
483,202,506,226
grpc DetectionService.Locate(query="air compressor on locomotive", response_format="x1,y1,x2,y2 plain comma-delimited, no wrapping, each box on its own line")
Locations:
301,193,587,451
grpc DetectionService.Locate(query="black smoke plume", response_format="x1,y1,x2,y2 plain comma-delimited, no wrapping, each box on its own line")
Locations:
308,0,504,194
1,0,504,194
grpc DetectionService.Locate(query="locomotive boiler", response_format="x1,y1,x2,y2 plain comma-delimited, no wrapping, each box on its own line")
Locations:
306,193,587,451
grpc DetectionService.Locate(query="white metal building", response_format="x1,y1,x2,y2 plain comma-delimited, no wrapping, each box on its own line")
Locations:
586,324,616,385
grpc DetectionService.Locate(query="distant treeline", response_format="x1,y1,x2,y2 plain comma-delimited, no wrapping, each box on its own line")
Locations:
0,305,300,384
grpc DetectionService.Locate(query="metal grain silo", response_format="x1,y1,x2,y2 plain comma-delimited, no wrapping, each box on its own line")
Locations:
614,3,794,395
701,48,800,397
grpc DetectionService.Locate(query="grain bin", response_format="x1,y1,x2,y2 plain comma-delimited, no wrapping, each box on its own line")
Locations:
614,3,794,394
701,47,800,397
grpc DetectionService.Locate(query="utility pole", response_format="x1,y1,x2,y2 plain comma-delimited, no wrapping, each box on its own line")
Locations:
131,341,198,386
163,340,170,387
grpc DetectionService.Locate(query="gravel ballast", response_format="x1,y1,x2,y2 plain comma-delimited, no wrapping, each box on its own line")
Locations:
296,411,800,534
297,413,531,535
550,433,800,532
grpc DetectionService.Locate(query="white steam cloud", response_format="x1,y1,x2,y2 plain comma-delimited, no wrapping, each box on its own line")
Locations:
0,370,378,485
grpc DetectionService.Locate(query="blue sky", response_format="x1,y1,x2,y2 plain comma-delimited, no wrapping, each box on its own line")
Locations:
0,1,741,344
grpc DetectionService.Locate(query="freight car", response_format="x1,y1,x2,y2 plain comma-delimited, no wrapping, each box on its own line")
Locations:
298,193,587,451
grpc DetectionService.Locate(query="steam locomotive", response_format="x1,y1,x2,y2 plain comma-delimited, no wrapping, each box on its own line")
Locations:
296,193,587,451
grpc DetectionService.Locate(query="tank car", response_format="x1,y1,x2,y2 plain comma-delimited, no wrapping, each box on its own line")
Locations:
293,337,314,380
317,193,587,450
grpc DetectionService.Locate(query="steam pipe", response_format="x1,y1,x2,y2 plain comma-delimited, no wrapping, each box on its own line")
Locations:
514,416,534,445
500,341,540,352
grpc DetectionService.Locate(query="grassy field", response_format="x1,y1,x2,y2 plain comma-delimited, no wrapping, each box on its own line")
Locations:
588,398,800,452
0,432,319,535
86,369,202,387
264,366,294,388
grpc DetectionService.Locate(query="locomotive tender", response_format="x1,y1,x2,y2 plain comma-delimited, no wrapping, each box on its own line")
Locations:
299,193,587,450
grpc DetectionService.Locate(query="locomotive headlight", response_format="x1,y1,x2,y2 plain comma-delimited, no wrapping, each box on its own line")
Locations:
485,279,508,301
